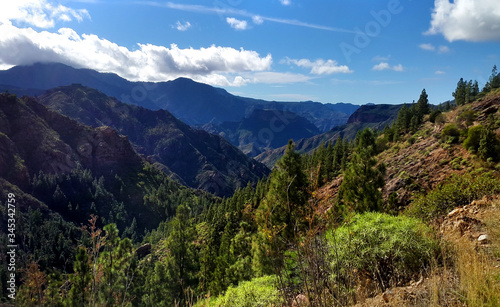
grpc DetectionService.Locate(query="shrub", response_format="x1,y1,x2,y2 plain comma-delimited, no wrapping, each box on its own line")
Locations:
429,110,442,123
406,172,500,221
457,110,476,127
196,275,282,307
408,135,417,145
463,125,484,151
478,129,500,161
326,212,438,292
441,123,460,143
463,125,500,161
435,113,446,125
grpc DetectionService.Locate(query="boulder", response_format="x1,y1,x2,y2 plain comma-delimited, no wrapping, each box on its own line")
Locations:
136,243,152,258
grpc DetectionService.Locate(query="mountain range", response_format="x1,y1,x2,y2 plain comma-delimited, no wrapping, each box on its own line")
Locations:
203,109,321,156
0,63,358,142
35,84,269,196
0,63,409,181
2,58,499,306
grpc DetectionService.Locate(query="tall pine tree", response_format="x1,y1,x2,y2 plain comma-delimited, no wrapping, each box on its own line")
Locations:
164,204,199,304
336,129,386,215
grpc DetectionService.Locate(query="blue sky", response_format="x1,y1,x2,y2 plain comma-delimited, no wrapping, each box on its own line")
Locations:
0,0,499,105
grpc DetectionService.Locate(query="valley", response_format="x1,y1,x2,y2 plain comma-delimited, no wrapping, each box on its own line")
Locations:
0,63,499,306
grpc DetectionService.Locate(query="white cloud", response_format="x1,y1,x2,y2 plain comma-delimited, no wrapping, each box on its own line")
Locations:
419,43,451,53
435,70,446,75
174,21,191,31
372,55,391,62
0,1,333,88
392,64,404,72
151,2,354,33
419,43,436,51
438,45,450,53
252,15,264,25
226,17,248,30
0,20,273,87
372,62,390,71
282,57,352,75
426,0,500,42
0,0,90,28
243,71,313,84
372,62,404,72
279,0,291,6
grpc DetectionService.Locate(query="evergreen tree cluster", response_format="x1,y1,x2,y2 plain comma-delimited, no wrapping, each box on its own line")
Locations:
336,128,386,215
383,89,431,140
6,124,394,306
303,136,351,187
463,125,500,162
453,65,500,106
453,78,480,105
482,65,500,94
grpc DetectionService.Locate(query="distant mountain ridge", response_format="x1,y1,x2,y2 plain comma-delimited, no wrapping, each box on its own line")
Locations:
36,84,270,196
0,62,359,132
255,104,403,168
205,109,321,156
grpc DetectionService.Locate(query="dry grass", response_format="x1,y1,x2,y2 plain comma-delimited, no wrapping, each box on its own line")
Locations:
354,199,500,307
438,200,500,307
459,208,499,306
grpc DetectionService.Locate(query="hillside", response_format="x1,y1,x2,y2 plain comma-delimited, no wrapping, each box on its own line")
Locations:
0,92,218,233
0,93,141,188
325,90,500,306
0,63,358,132
37,84,270,196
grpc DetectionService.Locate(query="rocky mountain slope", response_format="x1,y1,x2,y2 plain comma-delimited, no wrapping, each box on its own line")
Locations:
308,90,500,306
0,93,142,187
314,92,500,211
0,92,160,229
37,84,270,196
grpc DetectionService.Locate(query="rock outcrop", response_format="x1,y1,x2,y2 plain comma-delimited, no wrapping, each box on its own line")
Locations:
0,93,143,182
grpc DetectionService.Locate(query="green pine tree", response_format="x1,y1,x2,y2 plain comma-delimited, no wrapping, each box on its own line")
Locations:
336,129,386,215
478,128,500,161
257,140,309,241
69,247,91,306
453,78,466,105
164,204,199,304
416,88,430,117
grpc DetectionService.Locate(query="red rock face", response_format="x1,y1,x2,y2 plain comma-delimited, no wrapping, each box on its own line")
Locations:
0,94,142,182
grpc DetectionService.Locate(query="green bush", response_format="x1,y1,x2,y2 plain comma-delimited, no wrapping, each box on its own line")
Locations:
478,129,500,161
457,110,476,127
196,275,282,307
463,125,484,151
406,172,500,221
429,109,442,123
441,123,461,143
326,212,438,291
